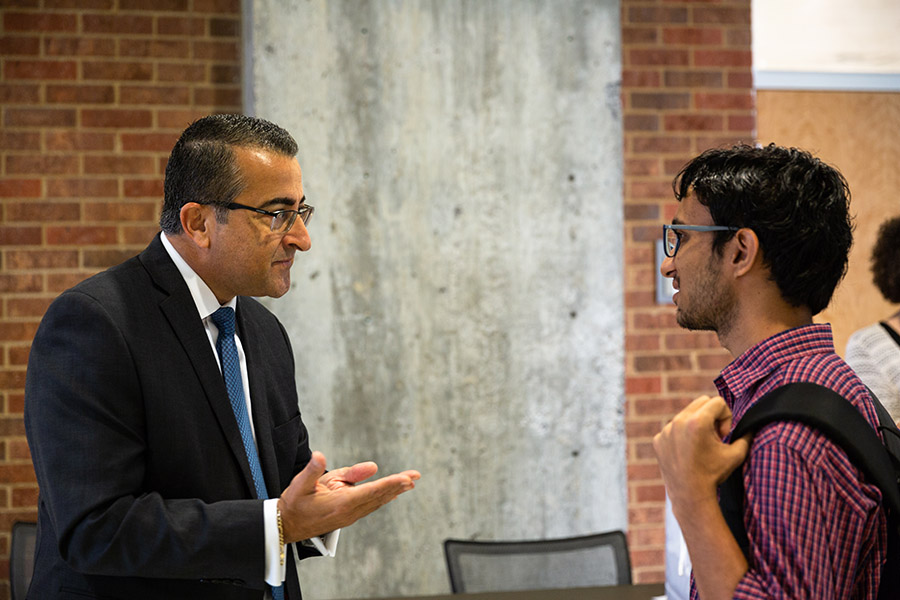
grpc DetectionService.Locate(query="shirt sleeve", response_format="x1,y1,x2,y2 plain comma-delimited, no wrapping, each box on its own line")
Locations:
730,424,884,600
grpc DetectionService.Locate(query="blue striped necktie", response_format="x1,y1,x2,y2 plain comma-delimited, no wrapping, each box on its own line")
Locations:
211,307,285,600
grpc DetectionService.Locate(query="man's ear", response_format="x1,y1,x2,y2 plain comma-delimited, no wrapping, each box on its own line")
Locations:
179,202,215,249
730,227,760,277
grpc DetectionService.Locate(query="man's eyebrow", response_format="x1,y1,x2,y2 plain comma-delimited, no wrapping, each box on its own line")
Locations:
259,195,306,210
671,217,685,225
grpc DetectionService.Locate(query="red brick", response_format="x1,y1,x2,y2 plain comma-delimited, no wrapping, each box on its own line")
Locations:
628,526,665,548
633,396,692,417
634,354,692,372
729,114,756,132
5,107,76,127
695,92,754,110
81,109,153,129
47,272,99,292
625,333,662,352
626,376,662,395
209,17,240,38
158,16,206,36
157,109,212,129
6,297,53,318
662,26,722,45
694,49,751,67
623,202,661,220
158,62,208,83
5,201,80,222
629,505,665,526
0,274,42,293
83,61,154,81
664,114,723,132
628,463,662,482
692,6,750,25
630,91,690,110
631,135,692,154
0,130,41,150
6,155,79,176
727,28,752,47
45,130,115,151
624,114,660,132
122,225,161,245
622,69,662,88
210,64,240,84
46,226,118,245
12,487,39,508
83,248,142,268
123,179,165,197
46,178,119,198
0,35,40,55
664,330,719,349
625,158,662,177
0,227,42,246
120,0,187,10
84,202,158,222
0,464,37,484
5,59,77,80
43,36,116,56
0,179,41,198
119,39,190,59
3,12,77,32
81,14,153,34
728,70,754,88
193,40,239,61
0,83,41,104
120,85,191,106
664,69,722,88
192,86,241,107
194,0,240,13
626,6,688,24
629,48,689,67
629,180,673,199
634,483,666,503
46,84,115,104
84,155,157,175
8,441,32,462
667,375,717,393
6,249,79,270
622,26,659,45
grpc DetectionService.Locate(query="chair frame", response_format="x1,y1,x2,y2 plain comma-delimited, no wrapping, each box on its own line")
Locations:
443,530,632,594
10,521,37,600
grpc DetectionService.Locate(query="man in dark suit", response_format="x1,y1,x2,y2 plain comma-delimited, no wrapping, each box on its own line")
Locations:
24,114,420,599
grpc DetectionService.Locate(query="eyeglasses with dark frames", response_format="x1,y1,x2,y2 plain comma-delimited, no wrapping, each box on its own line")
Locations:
225,199,314,233
663,224,739,258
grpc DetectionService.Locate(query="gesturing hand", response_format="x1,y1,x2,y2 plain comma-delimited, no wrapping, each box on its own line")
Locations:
277,451,420,542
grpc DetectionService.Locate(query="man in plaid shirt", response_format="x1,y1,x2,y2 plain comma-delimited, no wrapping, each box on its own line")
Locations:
654,144,888,600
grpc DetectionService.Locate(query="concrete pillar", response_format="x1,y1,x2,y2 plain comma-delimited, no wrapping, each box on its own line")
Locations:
247,1,624,597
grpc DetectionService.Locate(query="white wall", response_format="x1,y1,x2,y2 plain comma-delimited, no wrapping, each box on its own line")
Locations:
247,1,624,597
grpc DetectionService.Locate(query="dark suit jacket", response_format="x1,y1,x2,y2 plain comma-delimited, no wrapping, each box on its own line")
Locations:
24,235,319,600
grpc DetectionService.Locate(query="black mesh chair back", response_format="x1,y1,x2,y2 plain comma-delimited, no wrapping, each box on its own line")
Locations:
10,521,37,600
443,530,631,594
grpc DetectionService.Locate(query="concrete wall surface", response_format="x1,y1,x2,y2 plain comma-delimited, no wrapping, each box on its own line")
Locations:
247,1,624,597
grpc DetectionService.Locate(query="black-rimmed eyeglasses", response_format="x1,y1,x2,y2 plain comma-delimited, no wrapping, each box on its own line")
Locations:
663,224,738,258
225,200,314,233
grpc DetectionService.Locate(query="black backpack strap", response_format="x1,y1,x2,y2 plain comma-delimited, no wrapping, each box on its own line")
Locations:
717,382,900,599
879,321,900,348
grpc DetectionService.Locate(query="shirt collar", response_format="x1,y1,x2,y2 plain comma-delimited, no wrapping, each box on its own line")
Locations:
715,323,835,413
160,232,237,320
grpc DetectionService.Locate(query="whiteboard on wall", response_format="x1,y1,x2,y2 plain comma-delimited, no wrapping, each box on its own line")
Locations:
752,0,900,90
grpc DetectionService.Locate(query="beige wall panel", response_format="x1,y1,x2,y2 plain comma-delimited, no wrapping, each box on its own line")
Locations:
757,90,900,354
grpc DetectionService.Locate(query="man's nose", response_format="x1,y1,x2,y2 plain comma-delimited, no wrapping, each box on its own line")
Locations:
283,219,311,252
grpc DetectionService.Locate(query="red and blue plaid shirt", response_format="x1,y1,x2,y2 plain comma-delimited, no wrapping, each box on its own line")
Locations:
690,324,888,600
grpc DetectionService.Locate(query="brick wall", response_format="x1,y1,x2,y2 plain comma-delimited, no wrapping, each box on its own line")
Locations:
0,2,241,596
1,0,755,591
621,0,755,583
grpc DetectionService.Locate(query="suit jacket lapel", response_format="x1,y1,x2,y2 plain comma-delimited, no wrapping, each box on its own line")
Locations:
139,235,260,498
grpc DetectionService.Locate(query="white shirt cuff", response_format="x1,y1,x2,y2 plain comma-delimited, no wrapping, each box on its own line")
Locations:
263,499,285,586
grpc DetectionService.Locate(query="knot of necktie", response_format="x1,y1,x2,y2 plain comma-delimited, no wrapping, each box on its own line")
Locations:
211,306,236,337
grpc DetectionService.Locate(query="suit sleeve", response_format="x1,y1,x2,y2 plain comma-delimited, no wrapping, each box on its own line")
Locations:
25,290,268,586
